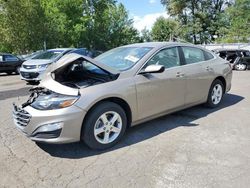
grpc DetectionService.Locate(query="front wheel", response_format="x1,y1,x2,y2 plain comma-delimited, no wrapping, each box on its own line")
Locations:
235,63,247,71
206,79,224,108
82,102,127,150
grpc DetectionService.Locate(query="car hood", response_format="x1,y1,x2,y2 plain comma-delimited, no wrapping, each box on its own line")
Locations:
39,53,120,96
23,59,53,66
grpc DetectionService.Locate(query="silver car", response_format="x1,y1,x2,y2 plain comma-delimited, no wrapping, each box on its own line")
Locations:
13,42,232,150
20,48,74,83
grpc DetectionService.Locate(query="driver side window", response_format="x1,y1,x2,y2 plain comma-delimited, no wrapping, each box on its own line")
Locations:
144,47,180,69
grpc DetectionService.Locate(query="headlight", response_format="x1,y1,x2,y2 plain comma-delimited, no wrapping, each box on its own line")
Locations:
38,64,49,69
31,93,79,110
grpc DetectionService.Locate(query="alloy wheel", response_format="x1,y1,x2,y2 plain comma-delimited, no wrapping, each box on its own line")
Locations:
235,64,246,71
94,111,122,144
211,84,223,105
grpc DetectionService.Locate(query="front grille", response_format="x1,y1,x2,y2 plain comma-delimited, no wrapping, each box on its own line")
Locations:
12,104,31,127
21,72,39,79
23,65,37,69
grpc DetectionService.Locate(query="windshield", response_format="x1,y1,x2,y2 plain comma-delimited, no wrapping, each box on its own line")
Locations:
95,47,152,71
32,50,64,60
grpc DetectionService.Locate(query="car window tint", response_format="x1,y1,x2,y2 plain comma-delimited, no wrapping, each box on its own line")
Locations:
182,47,205,64
204,51,214,60
4,55,18,61
146,47,180,69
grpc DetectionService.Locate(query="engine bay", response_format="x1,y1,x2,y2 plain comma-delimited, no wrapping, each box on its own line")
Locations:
53,59,118,89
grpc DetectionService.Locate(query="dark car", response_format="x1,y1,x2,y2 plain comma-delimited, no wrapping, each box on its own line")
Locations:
213,49,250,71
0,53,23,75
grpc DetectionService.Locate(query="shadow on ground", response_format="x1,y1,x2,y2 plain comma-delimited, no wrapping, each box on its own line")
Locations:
37,93,244,159
0,87,32,100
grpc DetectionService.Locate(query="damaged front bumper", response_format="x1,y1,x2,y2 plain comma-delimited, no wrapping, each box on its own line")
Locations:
12,92,86,144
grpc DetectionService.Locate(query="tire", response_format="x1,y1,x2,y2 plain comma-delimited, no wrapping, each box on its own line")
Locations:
82,102,127,150
206,79,224,108
235,63,247,71
6,71,13,75
15,66,21,74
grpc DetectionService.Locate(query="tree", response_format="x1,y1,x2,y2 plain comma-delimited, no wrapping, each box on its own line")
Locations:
151,17,179,42
77,1,140,51
0,0,140,53
0,0,47,53
221,0,250,42
161,0,233,44
140,28,152,42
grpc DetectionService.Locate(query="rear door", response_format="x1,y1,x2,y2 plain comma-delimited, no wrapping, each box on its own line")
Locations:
180,46,214,105
135,47,186,119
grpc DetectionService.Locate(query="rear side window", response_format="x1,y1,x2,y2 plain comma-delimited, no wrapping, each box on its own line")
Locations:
204,51,214,60
182,47,205,64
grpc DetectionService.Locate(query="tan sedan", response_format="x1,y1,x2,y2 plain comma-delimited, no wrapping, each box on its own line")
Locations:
13,42,232,150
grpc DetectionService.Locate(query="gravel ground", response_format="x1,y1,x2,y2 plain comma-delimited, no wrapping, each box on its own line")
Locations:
0,71,250,188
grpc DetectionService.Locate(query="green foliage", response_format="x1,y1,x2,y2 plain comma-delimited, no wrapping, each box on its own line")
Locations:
0,0,47,53
0,0,140,53
151,17,179,42
220,0,250,42
140,28,152,42
161,0,234,44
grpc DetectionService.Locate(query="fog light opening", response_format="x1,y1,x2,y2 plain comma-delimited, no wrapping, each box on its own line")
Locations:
32,122,63,135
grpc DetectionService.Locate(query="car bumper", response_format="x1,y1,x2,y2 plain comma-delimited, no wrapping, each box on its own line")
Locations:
12,104,86,144
20,67,46,81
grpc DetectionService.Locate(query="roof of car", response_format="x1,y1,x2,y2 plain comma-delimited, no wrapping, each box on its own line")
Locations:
0,52,12,55
47,48,75,52
213,48,249,52
122,42,194,48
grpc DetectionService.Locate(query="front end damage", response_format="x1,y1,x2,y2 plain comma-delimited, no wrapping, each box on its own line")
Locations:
12,87,86,143
12,54,119,143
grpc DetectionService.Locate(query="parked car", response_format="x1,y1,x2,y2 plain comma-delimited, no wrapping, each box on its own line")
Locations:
0,53,23,75
70,48,103,58
20,48,74,83
20,50,44,61
13,42,232,150
213,49,250,71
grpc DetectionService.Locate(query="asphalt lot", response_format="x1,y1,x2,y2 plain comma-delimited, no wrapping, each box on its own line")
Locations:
0,71,250,188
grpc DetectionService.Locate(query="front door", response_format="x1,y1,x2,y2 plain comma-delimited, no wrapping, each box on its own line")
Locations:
135,47,186,120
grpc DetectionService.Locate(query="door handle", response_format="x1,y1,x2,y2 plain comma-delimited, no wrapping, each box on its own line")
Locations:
206,66,212,71
176,72,185,77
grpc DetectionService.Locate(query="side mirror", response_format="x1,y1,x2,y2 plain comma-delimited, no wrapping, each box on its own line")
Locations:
140,64,165,74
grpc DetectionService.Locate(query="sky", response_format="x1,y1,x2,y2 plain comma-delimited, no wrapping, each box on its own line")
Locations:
117,0,169,32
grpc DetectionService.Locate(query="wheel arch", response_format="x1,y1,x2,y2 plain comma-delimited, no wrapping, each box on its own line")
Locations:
213,76,226,93
82,97,132,129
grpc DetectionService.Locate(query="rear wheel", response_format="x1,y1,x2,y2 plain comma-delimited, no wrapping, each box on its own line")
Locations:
206,79,224,108
235,63,247,71
82,102,127,150
6,71,13,75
